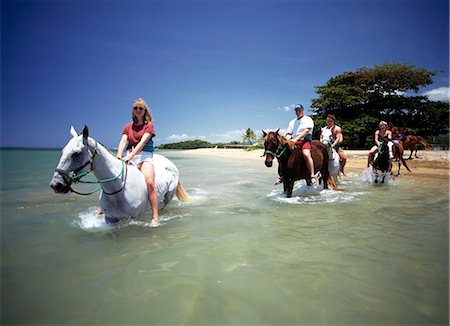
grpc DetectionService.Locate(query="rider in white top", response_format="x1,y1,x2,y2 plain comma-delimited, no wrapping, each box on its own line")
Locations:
287,114,314,140
285,104,317,186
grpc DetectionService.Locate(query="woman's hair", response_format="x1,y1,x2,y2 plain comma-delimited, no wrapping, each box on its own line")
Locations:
132,98,152,124
379,121,388,128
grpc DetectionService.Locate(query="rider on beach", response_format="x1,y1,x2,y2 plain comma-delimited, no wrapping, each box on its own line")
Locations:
286,104,317,186
367,121,394,167
320,114,347,175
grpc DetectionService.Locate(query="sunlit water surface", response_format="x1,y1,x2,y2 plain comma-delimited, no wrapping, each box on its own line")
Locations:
1,149,448,324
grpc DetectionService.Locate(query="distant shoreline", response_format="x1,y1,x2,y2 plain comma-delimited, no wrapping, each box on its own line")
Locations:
181,148,450,180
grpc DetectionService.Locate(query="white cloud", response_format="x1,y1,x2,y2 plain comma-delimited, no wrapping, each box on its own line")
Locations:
208,129,245,143
278,104,295,112
423,87,450,102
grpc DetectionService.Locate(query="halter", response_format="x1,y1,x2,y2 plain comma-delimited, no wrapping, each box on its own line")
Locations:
54,140,127,196
264,142,287,159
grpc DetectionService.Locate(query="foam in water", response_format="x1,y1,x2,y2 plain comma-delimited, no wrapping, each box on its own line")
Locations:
74,207,187,231
73,207,112,233
361,167,393,185
267,182,360,205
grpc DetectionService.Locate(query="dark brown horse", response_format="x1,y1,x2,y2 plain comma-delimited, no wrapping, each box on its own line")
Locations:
402,135,431,159
392,141,411,175
262,130,337,197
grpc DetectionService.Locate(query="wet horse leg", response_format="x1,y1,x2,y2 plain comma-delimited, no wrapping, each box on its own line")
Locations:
285,179,295,198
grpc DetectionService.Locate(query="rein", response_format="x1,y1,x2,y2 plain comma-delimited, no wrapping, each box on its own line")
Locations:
264,146,287,158
55,141,127,196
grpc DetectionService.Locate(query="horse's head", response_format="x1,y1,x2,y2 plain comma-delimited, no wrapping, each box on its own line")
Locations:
321,139,332,147
378,136,390,156
262,129,283,167
50,126,96,193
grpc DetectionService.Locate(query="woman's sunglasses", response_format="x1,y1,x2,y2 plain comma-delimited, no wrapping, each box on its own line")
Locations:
133,107,145,111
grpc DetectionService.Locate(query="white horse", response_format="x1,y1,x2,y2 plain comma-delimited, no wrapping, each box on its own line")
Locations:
50,126,188,223
320,128,340,183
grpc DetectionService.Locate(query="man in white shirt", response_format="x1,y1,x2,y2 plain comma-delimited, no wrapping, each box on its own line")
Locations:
286,104,317,186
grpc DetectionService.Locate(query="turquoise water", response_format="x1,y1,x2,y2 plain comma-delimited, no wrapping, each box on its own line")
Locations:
1,149,448,324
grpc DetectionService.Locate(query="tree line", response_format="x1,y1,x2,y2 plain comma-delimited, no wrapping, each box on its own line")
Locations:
310,61,449,148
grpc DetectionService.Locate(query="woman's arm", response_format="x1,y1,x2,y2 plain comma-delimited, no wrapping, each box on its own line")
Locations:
116,134,128,159
387,130,393,140
124,133,152,161
374,130,381,146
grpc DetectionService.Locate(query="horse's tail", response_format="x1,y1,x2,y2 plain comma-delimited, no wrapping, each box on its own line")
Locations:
176,181,189,202
417,136,431,150
327,174,339,191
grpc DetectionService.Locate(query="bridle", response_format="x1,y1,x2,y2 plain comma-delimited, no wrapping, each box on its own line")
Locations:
54,140,127,196
263,136,287,159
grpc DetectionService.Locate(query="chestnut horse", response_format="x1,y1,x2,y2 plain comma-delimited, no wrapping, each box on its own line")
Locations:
402,135,431,159
392,141,411,175
262,130,338,197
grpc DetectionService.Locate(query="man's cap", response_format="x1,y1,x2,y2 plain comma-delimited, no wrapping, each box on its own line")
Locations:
294,104,304,110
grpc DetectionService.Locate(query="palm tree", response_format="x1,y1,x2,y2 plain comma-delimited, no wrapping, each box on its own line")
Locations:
242,128,256,144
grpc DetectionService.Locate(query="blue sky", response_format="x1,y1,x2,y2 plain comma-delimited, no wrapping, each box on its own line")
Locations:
1,0,449,148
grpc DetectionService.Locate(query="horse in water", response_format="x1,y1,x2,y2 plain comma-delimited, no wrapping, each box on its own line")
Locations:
50,126,188,224
320,128,340,184
402,135,431,159
370,136,391,184
262,129,338,197
392,140,411,176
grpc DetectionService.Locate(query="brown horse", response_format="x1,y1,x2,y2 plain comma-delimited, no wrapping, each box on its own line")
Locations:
402,135,431,159
262,130,337,197
392,141,411,175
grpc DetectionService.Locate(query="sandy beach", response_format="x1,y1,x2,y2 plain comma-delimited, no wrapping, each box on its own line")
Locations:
183,148,449,180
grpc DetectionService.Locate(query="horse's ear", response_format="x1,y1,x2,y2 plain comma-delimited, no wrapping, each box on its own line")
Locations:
82,125,89,139
275,128,280,135
70,126,78,138
262,130,267,138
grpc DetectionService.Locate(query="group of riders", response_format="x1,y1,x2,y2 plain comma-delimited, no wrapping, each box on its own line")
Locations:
102,99,412,223
279,104,411,186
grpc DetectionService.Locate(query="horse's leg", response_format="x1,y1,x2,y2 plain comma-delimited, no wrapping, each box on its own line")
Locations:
286,180,294,198
321,167,329,190
283,180,288,195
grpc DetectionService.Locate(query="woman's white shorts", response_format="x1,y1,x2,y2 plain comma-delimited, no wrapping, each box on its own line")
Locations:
128,151,153,166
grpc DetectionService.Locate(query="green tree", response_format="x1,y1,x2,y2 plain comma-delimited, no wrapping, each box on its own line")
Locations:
311,61,448,148
242,128,256,144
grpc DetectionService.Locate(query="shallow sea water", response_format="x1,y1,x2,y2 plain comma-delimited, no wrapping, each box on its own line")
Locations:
1,149,448,324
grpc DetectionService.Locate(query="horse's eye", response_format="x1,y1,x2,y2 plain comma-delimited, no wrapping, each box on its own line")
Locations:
72,152,81,157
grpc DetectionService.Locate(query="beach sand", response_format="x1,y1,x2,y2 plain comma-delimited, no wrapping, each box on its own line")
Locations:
183,148,449,180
